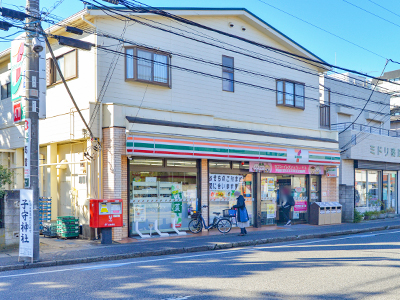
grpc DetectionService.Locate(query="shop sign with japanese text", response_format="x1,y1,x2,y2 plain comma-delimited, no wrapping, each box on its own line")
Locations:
19,189,33,258
249,162,324,175
370,145,400,158
24,118,31,188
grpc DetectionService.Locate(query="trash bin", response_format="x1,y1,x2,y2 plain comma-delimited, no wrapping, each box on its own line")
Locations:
330,202,342,224
310,202,326,225
324,202,332,225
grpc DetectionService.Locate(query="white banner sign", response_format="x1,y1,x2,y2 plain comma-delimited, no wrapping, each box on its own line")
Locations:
24,118,31,188
19,189,34,258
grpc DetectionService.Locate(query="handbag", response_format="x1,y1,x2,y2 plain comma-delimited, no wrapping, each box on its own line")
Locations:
238,207,249,222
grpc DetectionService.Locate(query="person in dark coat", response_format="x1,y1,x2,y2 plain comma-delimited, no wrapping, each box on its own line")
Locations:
232,190,249,236
282,186,295,226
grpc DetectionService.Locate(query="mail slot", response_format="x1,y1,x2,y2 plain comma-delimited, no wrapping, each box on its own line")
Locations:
90,199,123,228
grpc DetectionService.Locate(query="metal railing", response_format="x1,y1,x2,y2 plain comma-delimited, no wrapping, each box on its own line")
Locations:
332,122,400,137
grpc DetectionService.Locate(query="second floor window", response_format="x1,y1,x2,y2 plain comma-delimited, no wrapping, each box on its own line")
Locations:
47,50,77,86
1,82,11,99
222,56,234,92
276,80,305,109
125,47,170,87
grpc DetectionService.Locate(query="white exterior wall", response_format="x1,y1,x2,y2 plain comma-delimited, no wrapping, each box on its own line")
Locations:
95,13,336,149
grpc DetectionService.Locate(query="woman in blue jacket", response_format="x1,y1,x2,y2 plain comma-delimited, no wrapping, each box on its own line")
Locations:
232,191,249,236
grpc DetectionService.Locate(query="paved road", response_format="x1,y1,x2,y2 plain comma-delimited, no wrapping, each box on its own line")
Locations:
1,229,400,300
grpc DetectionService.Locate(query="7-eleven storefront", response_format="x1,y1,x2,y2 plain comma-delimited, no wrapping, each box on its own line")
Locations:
123,134,340,237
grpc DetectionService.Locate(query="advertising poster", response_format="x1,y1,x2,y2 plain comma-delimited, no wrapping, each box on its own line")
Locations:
134,204,146,222
266,204,276,219
249,162,324,175
294,200,308,212
19,189,33,258
171,201,183,228
24,118,31,188
209,174,243,201
171,184,183,201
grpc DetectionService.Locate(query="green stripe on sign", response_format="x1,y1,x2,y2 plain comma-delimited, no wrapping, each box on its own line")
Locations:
126,142,134,147
229,149,259,155
194,147,229,153
155,144,193,151
260,151,287,157
134,142,155,149
309,155,340,161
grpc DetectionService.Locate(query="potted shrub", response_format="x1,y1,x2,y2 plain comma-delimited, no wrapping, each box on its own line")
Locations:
378,210,386,219
363,211,372,220
387,208,396,218
370,211,378,220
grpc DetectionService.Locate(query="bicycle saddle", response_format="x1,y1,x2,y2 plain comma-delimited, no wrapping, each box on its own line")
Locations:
213,212,221,215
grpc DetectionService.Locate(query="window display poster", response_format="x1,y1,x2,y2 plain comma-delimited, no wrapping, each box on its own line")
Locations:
266,204,276,219
293,211,300,219
294,200,307,212
209,174,243,200
171,201,183,228
171,184,183,200
134,204,146,222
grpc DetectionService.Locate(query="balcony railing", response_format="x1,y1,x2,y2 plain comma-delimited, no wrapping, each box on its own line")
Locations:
332,122,400,137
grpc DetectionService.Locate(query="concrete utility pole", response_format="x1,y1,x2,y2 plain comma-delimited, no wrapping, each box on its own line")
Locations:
25,0,40,262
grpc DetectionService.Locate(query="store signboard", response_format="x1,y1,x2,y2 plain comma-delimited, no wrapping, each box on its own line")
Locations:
13,101,25,123
326,167,338,177
249,162,324,175
19,189,33,258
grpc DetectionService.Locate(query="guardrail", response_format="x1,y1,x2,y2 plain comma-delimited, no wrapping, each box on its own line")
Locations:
332,122,400,137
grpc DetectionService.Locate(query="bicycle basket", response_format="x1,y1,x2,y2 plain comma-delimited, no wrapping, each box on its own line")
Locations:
190,211,200,218
223,209,236,217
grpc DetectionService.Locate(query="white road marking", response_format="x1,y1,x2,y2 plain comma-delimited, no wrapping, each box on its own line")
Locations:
1,229,399,279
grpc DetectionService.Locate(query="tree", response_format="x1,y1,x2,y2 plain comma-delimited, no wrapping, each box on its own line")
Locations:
0,165,12,199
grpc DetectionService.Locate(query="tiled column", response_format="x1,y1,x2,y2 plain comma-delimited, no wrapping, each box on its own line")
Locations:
321,176,339,202
102,127,128,240
201,159,209,228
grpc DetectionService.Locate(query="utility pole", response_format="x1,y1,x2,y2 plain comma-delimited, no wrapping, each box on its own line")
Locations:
25,0,40,262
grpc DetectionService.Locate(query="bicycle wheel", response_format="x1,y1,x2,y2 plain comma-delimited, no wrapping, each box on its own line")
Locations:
188,219,202,234
217,218,232,234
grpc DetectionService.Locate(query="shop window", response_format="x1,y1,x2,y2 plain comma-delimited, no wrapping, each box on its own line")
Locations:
383,171,397,212
125,47,171,87
276,80,305,109
166,160,197,168
355,170,382,211
209,161,231,169
209,173,254,226
47,50,77,86
0,82,11,100
222,55,234,92
131,158,163,166
232,162,249,170
129,160,198,236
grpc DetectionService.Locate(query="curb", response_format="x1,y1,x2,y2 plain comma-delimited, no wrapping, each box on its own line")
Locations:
1,224,400,273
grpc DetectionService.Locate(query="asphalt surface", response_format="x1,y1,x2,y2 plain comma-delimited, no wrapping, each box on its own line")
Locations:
1,229,400,299
2,217,400,270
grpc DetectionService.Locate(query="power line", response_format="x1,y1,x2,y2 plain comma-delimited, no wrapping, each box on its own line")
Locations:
257,0,387,60
342,0,400,29
367,0,400,20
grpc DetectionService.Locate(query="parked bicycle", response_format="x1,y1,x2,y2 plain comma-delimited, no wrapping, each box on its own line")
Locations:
188,205,233,234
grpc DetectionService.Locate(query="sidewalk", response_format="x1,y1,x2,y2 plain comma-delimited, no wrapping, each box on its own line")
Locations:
1,218,399,272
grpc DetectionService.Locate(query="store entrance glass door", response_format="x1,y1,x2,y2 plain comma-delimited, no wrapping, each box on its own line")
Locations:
383,171,397,213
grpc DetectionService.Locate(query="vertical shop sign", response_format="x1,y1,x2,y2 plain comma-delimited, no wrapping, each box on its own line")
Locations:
24,118,31,188
133,204,146,222
171,201,182,228
19,189,33,258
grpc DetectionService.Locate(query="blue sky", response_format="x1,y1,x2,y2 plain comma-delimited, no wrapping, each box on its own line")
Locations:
2,0,400,74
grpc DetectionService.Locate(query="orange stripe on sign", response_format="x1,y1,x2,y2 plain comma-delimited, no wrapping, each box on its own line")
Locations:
134,137,154,142
127,136,134,140
154,139,193,145
309,151,340,156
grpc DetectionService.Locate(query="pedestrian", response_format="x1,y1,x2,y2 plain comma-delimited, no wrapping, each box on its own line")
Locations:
232,190,249,236
282,186,295,226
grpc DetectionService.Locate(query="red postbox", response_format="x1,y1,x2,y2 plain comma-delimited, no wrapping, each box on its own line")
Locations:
90,199,123,228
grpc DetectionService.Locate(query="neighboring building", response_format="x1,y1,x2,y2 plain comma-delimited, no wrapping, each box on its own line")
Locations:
325,73,399,221
0,7,341,241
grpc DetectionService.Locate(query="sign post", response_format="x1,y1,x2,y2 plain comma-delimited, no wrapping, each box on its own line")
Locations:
18,189,34,261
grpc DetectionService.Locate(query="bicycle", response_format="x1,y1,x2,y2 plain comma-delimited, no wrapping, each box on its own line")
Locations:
188,205,232,234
